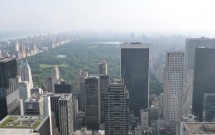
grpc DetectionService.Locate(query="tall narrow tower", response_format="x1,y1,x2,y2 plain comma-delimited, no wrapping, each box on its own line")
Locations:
99,61,107,74
163,52,184,134
121,43,149,116
51,65,60,93
19,60,33,88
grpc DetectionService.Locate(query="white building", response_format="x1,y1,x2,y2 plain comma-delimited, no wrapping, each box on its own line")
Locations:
163,52,184,134
18,60,33,89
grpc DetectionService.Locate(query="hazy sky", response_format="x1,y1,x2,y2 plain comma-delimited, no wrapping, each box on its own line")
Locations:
1,0,215,33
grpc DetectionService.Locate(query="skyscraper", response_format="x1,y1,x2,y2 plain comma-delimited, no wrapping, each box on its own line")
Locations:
203,93,215,122
105,79,129,135
51,65,60,93
85,76,100,130
55,81,73,93
121,43,149,116
163,52,184,134
59,94,73,135
78,70,88,112
18,60,33,89
0,57,19,120
99,74,109,123
185,38,215,72
192,47,215,121
99,61,107,74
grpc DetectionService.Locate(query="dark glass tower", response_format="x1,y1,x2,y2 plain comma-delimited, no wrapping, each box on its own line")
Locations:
85,76,100,130
193,48,215,121
0,57,18,120
121,43,149,116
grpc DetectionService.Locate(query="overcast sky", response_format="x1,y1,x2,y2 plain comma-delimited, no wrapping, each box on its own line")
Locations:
0,0,215,33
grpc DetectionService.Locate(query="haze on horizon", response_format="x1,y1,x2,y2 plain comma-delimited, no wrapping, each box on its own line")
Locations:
1,0,215,35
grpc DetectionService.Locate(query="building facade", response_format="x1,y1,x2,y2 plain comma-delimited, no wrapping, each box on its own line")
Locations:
163,52,184,134
85,76,100,130
105,79,129,135
192,48,215,121
99,61,107,74
185,38,215,72
121,43,149,117
59,94,73,135
55,81,73,93
99,74,109,123
0,57,20,120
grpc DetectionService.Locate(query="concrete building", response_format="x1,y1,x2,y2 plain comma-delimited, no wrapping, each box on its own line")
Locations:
24,94,44,115
99,61,107,74
99,74,109,123
55,81,73,93
105,79,129,135
51,65,60,93
18,80,31,101
0,115,50,135
58,94,73,135
163,52,184,135
180,122,215,135
85,76,100,130
140,109,149,130
183,70,193,115
185,38,215,72
121,43,149,117
192,48,215,121
0,57,20,120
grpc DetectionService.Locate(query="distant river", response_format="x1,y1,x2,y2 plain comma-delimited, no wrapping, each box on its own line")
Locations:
92,41,123,45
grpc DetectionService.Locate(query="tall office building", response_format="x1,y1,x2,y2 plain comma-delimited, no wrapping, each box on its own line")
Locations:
99,61,107,74
55,81,73,93
78,70,88,112
51,65,60,93
185,38,215,72
121,43,149,116
192,48,215,121
105,79,129,135
85,76,100,130
99,74,109,123
0,57,20,120
163,52,184,134
58,94,73,135
18,60,33,89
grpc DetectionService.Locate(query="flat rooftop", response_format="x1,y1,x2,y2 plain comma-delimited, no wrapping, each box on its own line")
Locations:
25,94,43,102
184,122,215,134
0,115,48,130
59,94,72,100
121,42,149,49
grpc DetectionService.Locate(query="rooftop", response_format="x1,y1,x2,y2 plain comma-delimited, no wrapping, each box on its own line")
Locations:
184,122,215,134
59,94,72,100
121,42,149,49
0,115,48,130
